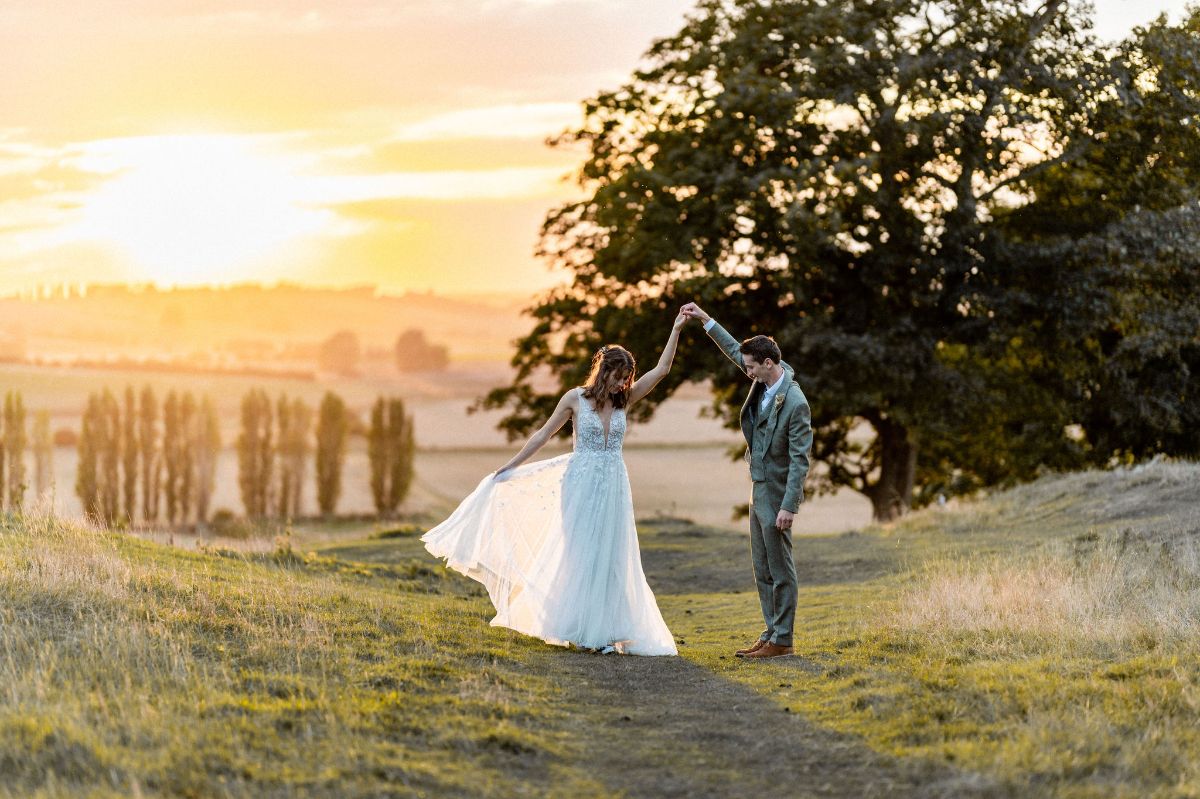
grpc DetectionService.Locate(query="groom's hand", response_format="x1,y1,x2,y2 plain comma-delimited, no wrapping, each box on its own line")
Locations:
775,509,794,530
680,302,711,324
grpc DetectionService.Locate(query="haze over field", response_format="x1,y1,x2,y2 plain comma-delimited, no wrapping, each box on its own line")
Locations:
0,282,530,364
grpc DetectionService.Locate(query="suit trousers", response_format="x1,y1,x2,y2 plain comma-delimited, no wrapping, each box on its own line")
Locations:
749,479,797,646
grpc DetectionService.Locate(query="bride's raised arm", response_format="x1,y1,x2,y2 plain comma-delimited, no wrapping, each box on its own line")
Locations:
628,313,687,406
494,388,577,478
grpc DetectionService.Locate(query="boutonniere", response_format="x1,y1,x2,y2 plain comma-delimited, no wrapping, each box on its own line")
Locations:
773,393,785,410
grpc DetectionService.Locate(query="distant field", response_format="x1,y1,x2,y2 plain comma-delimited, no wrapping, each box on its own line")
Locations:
5,362,874,534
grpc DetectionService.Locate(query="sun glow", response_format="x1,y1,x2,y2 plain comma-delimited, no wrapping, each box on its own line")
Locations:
65,134,336,286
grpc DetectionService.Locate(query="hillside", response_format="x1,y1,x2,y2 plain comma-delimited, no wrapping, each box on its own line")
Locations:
2,459,1198,797
0,283,532,364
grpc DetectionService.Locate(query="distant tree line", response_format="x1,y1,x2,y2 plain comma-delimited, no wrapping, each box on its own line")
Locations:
70,385,415,529
317,329,449,376
394,329,449,373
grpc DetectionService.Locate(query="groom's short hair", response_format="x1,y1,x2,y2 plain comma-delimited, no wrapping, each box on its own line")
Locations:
740,335,781,365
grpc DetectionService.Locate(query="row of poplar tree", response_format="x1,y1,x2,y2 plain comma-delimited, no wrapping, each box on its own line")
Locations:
0,392,56,511
75,387,220,527
67,386,415,528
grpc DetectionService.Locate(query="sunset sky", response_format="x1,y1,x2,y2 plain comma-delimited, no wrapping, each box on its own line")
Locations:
0,0,1190,298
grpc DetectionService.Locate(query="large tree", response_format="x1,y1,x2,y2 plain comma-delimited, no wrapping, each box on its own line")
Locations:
990,10,1200,466
480,0,1199,520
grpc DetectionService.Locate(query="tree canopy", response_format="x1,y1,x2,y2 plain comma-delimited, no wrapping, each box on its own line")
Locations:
480,0,1200,521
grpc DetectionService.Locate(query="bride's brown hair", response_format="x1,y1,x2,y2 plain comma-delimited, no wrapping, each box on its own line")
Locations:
582,345,636,409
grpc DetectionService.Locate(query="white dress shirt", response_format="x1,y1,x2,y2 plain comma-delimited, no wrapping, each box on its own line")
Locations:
759,370,788,412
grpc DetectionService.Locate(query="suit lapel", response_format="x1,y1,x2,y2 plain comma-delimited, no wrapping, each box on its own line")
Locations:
740,383,763,444
741,364,797,451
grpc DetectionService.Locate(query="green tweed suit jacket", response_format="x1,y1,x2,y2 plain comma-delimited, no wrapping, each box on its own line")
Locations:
707,321,813,513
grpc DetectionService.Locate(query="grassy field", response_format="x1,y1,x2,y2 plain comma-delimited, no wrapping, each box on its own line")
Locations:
2,459,1197,797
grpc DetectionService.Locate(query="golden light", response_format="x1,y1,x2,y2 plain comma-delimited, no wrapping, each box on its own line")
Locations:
66,134,334,286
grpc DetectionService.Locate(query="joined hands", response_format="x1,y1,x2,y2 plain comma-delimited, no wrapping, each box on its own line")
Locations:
679,302,711,324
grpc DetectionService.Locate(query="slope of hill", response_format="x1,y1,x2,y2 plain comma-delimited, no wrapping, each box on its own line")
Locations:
2,459,1198,797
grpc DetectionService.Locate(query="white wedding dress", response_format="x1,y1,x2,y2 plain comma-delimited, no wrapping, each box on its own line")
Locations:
422,388,677,656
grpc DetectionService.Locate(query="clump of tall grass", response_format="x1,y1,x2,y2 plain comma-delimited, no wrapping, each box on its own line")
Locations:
891,528,1200,653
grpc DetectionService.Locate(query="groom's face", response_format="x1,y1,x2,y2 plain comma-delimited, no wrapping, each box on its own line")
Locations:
743,355,774,383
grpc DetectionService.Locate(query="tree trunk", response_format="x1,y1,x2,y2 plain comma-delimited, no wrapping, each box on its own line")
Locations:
865,419,918,522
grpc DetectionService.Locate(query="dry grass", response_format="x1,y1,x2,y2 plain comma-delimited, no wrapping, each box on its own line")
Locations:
890,459,1200,654
0,508,607,798
892,532,1200,652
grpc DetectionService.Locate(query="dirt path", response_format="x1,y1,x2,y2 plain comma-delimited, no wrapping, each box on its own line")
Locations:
504,522,1006,798
541,650,1002,799
325,519,1004,796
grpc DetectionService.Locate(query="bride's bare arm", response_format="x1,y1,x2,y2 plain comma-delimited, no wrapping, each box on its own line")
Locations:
495,389,576,477
628,313,687,406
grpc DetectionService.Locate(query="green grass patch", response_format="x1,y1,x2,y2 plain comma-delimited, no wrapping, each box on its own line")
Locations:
0,512,609,798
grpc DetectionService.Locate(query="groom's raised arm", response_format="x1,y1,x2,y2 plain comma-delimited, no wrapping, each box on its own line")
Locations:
680,302,745,372
706,320,747,372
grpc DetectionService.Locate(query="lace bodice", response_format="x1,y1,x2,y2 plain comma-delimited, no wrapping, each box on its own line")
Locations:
574,388,626,455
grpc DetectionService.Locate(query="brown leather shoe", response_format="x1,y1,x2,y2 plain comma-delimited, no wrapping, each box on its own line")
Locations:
743,642,793,659
735,639,768,658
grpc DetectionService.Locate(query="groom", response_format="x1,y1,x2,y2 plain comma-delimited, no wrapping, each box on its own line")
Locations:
681,302,812,659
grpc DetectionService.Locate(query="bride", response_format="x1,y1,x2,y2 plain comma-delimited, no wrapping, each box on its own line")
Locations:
422,313,688,656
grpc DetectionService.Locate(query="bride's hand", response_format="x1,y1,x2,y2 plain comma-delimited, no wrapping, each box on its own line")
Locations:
673,312,688,331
